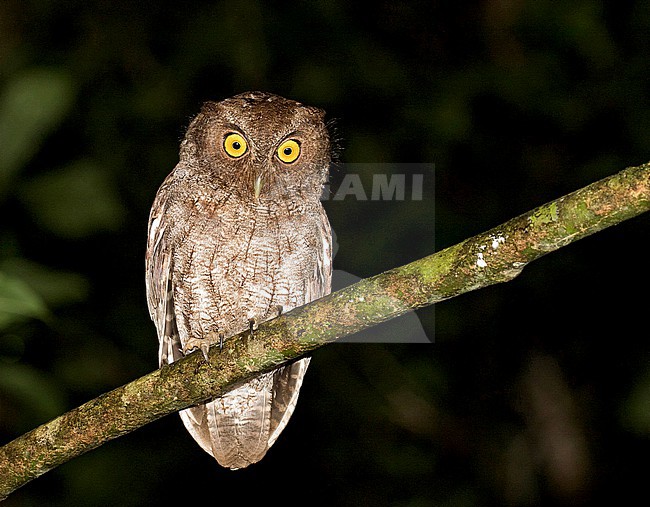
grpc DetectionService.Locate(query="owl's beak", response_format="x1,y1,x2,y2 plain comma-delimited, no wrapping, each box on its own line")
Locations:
253,174,263,200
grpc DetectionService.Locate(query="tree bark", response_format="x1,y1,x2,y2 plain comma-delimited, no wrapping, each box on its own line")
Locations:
1,161,649,500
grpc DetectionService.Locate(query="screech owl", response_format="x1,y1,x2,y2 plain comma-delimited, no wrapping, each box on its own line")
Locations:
145,91,332,469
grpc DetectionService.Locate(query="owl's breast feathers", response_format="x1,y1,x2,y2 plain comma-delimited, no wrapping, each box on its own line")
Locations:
164,177,330,341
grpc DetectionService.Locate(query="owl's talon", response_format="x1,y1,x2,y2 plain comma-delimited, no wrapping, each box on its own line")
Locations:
199,342,210,361
249,318,258,337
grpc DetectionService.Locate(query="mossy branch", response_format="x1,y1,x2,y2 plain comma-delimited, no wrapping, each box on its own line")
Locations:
1,162,649,499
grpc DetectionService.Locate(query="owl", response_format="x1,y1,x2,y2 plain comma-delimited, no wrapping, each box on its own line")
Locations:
145,91,332,469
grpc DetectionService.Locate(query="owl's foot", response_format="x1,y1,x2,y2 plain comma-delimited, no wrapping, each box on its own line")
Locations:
183,331,224,361
182,337,210,361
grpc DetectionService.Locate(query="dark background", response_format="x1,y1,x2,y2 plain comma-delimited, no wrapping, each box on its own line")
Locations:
1,1,649,505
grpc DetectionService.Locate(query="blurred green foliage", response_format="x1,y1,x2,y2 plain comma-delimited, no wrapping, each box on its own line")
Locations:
19,160,126,238
0,68,74,193
0,272,48,329
1,1,649,506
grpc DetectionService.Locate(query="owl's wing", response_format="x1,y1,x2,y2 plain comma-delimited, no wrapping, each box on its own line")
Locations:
267,208,332,446
267,357,312,447
145,174,182,366
312,205,333,298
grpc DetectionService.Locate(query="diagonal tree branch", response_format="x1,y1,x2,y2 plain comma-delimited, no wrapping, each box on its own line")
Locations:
1,162,649,499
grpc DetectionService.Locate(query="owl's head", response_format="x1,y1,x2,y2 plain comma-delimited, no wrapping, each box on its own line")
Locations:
180,91,330,204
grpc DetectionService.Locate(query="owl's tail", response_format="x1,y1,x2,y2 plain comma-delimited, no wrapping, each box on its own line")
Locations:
179,357,311,469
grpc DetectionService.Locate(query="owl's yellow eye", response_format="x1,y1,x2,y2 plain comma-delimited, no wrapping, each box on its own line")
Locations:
276,139,301,164
223,133,248,158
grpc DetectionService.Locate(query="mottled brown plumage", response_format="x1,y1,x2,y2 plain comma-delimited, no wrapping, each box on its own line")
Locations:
145,92,332,469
